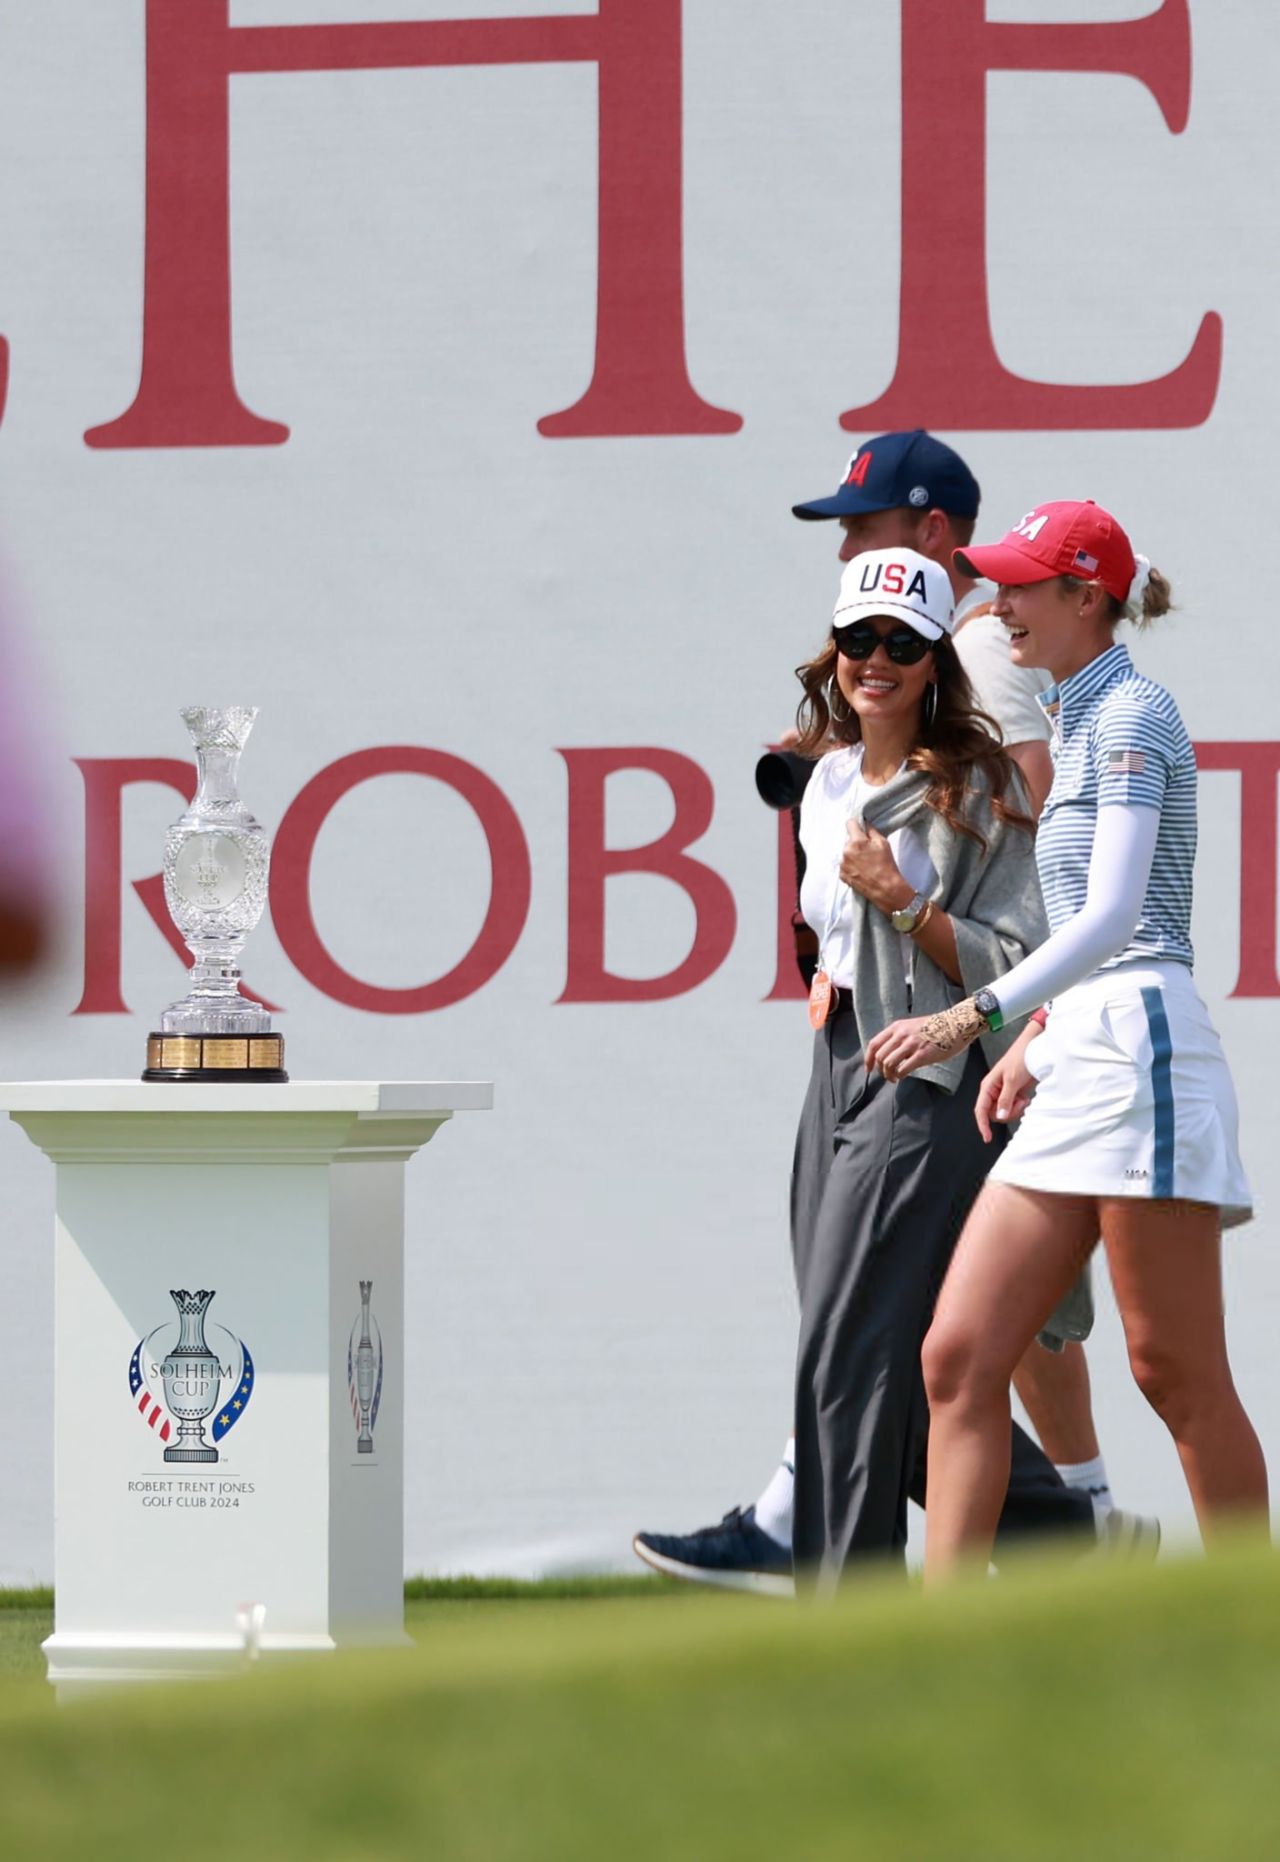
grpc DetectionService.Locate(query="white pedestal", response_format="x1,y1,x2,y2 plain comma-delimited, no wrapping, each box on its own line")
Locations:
0,1079,491,1693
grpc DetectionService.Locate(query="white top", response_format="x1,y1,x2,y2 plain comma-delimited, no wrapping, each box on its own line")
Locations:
953,592,1053,748
799,746,937,989
0,1080,494,1165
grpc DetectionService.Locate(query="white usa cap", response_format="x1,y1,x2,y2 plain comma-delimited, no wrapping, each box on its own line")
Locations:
832,547,955,641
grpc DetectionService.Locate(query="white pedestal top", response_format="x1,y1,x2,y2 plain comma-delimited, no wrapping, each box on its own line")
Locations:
0,1080,493,1114
0,1081,493,1164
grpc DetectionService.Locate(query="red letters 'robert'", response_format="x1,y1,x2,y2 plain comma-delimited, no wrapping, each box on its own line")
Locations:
845,0,1220,431
86,0,739,448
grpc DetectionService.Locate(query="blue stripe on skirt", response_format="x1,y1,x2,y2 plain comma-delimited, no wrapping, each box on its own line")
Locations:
1141,986,1175,1198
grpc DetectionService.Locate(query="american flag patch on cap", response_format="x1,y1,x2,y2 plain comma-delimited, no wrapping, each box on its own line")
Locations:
1107,749,1146,774
1073,549,1099,573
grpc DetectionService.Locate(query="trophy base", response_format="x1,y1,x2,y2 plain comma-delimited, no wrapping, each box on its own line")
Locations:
143,1033,288,1083
163,1445,219,1464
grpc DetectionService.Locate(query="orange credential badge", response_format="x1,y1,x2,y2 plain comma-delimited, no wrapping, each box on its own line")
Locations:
808,969,834,1030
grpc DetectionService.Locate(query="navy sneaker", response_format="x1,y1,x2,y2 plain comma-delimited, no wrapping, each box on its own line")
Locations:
633,1505,794,1598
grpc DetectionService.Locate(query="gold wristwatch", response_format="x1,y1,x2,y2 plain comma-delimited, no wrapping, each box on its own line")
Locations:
889,890,929,934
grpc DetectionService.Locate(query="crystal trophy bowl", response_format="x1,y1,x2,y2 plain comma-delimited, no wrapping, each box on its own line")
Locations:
143,706,287,1082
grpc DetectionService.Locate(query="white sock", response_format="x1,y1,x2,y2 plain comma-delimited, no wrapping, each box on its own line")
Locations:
752,1436,795,1548
1054,1454,1114,1521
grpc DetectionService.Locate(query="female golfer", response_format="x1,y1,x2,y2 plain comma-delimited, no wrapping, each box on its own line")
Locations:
866,501,1268,1579
788,545,1093,1581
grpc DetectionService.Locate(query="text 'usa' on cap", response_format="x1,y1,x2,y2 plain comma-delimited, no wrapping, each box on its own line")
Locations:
955,500,1137,603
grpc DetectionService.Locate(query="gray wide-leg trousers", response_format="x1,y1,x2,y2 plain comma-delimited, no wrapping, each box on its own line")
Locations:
791,1006,1094,1577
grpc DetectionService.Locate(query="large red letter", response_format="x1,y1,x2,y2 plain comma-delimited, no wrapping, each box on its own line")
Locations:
844,0,1219,431
86,0,738,448
1196,743,1280,999
270,748,530,1011
558,748,736,1002
73,757,194,1013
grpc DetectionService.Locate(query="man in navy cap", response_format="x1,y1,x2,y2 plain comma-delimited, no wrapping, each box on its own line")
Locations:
794,427,977,538
792,430,1055,812
633,432,1148,1592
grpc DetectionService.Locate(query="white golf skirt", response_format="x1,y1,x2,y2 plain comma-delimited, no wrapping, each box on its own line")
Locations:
988,961,1252,1226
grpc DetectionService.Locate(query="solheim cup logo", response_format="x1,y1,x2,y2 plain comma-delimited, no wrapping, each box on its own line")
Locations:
162,1290,221,1463
128,1289,255,1463
348,1280,383,1456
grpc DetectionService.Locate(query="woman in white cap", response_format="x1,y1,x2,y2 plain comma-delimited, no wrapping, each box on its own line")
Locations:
787,545,1096,1582
866,501,1268,1578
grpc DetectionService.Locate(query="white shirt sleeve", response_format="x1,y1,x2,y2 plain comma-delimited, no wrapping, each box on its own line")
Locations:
953,610,1052,748
988,801,1159,1023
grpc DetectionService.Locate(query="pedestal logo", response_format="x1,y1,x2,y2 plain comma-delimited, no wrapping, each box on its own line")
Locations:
128,1288,255,1464
348,1279,383,1456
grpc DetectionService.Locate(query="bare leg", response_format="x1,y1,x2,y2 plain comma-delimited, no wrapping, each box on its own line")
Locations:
921,1183,1098,1583
1102,1199,1268,1542
1012,1342,1101,1468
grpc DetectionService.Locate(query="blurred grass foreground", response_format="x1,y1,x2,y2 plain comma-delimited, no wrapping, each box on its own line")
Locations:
0,1548,1277,1859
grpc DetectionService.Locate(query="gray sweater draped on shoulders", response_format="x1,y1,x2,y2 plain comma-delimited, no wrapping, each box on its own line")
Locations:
843,759,1046,1093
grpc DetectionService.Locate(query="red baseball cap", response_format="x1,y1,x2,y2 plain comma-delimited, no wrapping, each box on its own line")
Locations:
954,500,1137,603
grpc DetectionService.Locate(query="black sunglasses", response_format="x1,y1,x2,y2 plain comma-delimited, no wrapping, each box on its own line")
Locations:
832,620,933,667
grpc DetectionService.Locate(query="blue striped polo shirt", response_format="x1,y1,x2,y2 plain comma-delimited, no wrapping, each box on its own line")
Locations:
1036,643,1196,969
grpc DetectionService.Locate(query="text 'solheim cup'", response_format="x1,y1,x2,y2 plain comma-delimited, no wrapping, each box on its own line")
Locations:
143,706,287,1081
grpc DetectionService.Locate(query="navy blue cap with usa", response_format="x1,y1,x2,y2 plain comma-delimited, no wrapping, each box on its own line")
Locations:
791,429,981,522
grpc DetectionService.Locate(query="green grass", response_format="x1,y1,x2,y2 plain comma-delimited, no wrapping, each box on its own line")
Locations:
0,1609,52,1678
0,1551,1277,1858
0,1585,53,1610
402,1572,682,1603
0,1575,685,1681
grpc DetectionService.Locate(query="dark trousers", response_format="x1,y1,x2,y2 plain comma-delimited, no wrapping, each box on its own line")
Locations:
791,1008,1094,1576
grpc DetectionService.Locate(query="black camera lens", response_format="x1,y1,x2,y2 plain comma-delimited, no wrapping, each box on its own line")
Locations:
755,749,817,811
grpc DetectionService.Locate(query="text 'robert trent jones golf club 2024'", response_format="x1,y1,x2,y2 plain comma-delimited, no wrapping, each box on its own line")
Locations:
143,706,287,1083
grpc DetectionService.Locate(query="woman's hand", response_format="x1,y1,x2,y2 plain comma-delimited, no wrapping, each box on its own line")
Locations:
973,1034,1040,1142
839,820,911,915
865,1000,985,1081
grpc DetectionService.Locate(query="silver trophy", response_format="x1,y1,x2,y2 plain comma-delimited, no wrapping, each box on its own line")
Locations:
355,1280,376,1454
143,706,287,1081
161,1289,222,1464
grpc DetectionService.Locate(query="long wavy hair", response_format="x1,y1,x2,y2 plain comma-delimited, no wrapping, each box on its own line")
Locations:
793,631,1034,848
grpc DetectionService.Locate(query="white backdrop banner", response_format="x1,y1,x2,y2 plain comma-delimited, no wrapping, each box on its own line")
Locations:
0,0,1275,1579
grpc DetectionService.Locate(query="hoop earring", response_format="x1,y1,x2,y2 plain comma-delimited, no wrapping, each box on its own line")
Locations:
922,682,938,733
